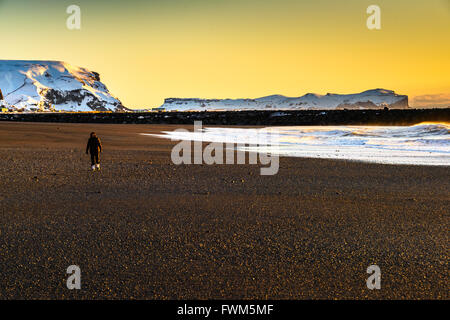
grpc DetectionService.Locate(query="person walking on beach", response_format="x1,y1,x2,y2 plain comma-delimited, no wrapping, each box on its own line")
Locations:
86,132,102,171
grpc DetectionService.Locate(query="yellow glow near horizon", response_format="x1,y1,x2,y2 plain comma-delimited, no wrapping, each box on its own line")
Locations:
0,0,449,108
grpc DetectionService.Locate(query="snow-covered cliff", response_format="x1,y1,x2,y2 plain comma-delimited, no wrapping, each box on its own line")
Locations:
0,60,124,112
160,89,409,111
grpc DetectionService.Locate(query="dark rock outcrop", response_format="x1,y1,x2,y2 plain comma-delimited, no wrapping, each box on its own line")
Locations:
1,109,448,126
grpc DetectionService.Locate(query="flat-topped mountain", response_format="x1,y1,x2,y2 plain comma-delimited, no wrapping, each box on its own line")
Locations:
160,89,409,111
0,60,124,112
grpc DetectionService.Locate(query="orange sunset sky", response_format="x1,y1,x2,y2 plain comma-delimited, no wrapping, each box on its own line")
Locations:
0,0,449,108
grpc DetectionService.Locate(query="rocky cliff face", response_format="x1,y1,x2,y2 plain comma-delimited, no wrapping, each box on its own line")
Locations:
160,89,409,111
0,60,124,112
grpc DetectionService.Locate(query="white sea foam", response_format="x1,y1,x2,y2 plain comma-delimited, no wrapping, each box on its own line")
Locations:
144,123,450,166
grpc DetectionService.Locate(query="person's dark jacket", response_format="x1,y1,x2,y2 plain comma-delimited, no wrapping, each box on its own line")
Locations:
86,136,102,154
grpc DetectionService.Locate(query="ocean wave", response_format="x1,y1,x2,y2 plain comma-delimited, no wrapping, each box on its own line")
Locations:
145,123,450,166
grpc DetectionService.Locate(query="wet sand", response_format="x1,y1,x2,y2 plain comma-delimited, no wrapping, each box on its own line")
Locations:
0,122,448,299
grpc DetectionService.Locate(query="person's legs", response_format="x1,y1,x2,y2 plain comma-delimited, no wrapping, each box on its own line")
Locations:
94,153,100,170
90,153,96,170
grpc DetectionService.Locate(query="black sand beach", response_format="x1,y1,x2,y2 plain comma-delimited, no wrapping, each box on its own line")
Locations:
0,122,448,299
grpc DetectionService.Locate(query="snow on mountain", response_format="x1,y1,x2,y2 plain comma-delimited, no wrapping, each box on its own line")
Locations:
160,89,409,111
0,60,124,112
